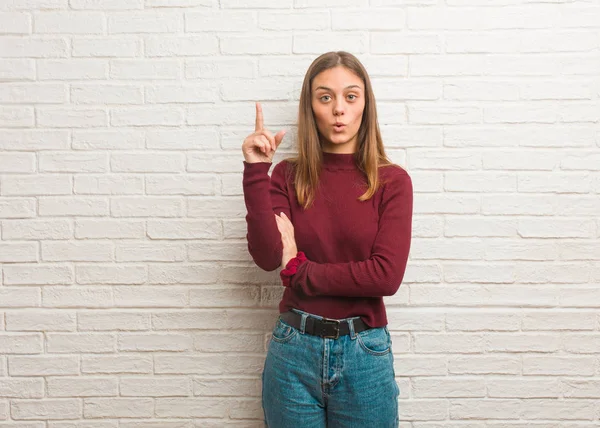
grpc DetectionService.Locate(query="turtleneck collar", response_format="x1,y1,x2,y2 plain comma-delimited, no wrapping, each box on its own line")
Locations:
321,151,358,171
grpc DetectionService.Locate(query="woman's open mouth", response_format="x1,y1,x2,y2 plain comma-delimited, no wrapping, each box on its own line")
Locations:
333,124,346,132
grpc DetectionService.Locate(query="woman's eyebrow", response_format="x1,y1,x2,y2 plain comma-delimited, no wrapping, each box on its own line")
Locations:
314,85,362,91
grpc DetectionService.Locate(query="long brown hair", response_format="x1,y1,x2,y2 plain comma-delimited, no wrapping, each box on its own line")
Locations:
289,51,392,209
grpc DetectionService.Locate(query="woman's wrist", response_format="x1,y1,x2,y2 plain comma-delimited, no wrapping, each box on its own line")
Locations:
280,251,307,287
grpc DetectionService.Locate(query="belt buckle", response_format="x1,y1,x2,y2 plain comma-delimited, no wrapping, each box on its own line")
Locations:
321,318,340,339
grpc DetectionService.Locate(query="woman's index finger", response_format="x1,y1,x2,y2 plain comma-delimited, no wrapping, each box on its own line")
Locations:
255,102,264,131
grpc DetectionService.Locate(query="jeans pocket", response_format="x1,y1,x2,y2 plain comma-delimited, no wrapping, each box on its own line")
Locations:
357,326,392,356
271,318,297,344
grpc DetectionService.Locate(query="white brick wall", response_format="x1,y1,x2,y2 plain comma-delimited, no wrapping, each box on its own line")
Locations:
0,0,599,426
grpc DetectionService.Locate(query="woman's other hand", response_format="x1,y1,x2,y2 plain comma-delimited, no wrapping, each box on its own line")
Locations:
242,102,286,163
275,212,298,268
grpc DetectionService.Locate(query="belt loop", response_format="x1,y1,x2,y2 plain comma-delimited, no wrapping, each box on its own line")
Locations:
300,313,308,334
348,318,356,339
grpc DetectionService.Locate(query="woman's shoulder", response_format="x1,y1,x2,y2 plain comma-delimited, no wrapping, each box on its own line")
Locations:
379,162,411,182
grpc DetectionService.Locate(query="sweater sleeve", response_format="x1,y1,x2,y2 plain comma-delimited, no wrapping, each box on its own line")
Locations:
288,169,413,297
242,160,292,271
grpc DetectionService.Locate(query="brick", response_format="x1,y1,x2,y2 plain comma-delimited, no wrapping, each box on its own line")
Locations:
0,242,37,262
110,107,184,126
410,285,558,307
77,311,150,331
83,397,154,418
108,11,182,33
145,35,218,57
82,355,152,374
3,264,73,285
76,264,147,285
221,79,293,102
111,152,184,172
2,174,71,197
295,0,365,6
146,128,219,149
147,0,214,6
110,197,184,217
486,333,560,353
518,218,595,238
0,198,36,218
0,12,31,34
113,286,188,308
37,59,107,80
449,356,521,375
118,333,192,352
72,129,145,150
110,59,180,80
259,11,328,30
187,152,244,173
0,130,69,150
413,377,485,398
145,83,218,103
70,0,144,9
2,219,73,240
450,399,521,420
0,83,66,104
146,174,216,195
155,355,264,375
194,378,260,397
148,264,218,284
41,241,113,262
147,219,220,239
75,219,145,239
0,152,35,172
562,379,600,398
0,36,67,58
0,334,43,354
11,399,81,420
185,11,256,32
34,12,104,34
36,108,108,128
187,196,246,217
446,311,520,331
0,379,44,399
521,399,596,420
39,196,109,216
9,356,78,376
115,242,185,262
40,151,108,172
186,58,255,80
523,356,595,376
0,60,35,81
120,377,190,396
0,0,67,10
445,216,517,237
482,195,554,215
72,37,141,57
47,333,115,353
221,35,291,55
6,311,76,331
487,378,560,398
293,33,367,54
188,241,249,261
188,286,260,307
332,9,405,30
47,377,118,397
445,172,516,192
74,174,144,195
71,84,143,104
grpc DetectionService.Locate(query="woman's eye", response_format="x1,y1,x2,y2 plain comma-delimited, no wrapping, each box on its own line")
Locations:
320,95,331,102
348,94,357,100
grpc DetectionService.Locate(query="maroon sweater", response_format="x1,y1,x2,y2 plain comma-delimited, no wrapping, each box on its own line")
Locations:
242,151,413,327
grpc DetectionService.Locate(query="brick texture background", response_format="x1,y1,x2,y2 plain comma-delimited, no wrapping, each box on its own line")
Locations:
1,0,600,426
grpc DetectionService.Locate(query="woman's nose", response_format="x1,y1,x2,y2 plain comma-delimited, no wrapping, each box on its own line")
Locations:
333,100,344,115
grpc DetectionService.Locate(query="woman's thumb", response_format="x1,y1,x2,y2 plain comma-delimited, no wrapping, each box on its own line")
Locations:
274,130,286,147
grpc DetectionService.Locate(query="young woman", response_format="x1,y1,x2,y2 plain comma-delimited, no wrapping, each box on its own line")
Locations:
241,51,413,428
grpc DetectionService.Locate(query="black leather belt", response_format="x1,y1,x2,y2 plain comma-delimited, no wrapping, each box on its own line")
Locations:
280,311,371,339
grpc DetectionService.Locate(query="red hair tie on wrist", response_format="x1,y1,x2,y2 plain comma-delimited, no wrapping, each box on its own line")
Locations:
280,251,307,287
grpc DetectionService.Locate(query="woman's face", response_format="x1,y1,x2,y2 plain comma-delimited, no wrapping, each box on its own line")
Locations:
311,66,366,154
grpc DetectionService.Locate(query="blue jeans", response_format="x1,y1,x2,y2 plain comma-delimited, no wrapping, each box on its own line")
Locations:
262,309,399,428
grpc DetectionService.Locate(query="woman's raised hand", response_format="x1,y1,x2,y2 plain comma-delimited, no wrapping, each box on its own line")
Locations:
242,102,286,163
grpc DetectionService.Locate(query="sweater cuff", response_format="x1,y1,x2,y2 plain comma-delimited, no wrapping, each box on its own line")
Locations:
280,251,308,287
